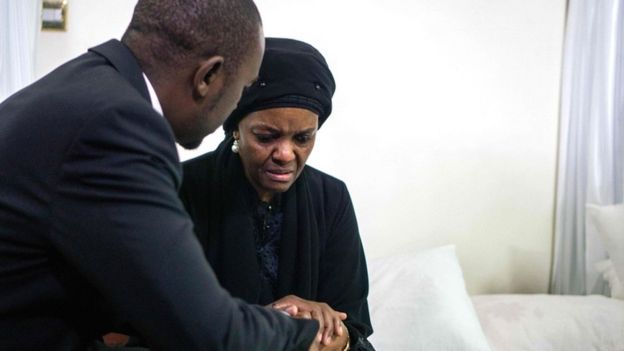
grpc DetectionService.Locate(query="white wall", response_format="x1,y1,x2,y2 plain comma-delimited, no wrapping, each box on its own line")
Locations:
34,0,567,294
35,0,135,78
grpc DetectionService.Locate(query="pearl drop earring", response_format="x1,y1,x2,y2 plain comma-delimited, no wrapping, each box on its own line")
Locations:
231,139,240,153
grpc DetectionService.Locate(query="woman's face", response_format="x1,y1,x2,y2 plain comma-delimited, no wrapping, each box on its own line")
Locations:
235,107,319,202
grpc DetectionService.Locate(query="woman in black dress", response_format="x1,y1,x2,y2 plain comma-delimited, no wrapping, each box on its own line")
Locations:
180,38,374,351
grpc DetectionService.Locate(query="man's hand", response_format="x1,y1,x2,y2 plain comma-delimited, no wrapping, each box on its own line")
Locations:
270,295,347,346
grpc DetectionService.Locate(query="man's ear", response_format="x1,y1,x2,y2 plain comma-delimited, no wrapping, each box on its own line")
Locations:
194,56,225,98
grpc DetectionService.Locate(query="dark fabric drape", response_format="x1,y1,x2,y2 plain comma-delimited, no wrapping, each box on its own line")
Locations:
180,137,374,350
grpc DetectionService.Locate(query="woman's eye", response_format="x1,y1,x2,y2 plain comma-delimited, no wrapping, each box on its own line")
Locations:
255,134,274,143
295,134,311,143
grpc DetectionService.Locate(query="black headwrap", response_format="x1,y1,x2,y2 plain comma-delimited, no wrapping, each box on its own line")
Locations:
223,37,336,134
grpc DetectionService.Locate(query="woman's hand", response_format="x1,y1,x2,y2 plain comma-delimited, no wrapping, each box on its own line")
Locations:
102,332,130,347
319,322,349,351
307,322,349,351
270,295,347,346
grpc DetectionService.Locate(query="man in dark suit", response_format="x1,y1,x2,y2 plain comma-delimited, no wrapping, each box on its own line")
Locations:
0,1,320,350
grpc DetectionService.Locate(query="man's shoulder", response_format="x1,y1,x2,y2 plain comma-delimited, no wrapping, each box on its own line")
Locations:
26,46,151,123
0,48,162,177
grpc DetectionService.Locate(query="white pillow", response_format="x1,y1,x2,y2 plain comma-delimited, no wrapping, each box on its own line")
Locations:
586,203,624,299
594,259,624,299
367,245,492,351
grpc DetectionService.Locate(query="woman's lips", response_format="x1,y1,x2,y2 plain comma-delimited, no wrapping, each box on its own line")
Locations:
265,169,294,182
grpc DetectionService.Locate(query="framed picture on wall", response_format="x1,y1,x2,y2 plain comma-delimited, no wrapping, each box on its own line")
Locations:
42,0,68,31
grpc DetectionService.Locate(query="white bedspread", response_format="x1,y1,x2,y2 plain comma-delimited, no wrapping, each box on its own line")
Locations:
472,294,624,351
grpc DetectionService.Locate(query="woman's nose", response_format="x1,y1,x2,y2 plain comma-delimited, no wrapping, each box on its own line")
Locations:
272,142,295,163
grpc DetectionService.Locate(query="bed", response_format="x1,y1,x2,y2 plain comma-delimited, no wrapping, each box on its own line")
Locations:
366,245,624,351
473,293,624,351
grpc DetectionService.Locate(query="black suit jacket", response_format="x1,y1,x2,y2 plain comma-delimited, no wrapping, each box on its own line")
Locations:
0,40,317,351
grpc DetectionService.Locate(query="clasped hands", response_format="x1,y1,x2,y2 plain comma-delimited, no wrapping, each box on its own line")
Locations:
269,295,348,351
103,294,349,350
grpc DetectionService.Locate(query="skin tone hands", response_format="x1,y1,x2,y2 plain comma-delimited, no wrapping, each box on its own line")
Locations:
102,295,348,351
271,295,349,351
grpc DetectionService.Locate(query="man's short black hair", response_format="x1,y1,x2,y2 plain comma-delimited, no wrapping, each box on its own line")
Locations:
122,0,262,75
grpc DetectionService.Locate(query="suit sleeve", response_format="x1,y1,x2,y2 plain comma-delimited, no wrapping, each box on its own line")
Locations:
47,107,318,351
317,182,375,350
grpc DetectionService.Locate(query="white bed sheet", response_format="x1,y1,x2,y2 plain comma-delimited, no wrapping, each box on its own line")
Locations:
472,294,624,351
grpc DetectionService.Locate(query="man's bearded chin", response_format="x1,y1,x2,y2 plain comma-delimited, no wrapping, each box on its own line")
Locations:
180,138,203,150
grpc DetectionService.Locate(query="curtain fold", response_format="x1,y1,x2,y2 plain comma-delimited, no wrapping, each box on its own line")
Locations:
551,0,624,295
0,0,40,102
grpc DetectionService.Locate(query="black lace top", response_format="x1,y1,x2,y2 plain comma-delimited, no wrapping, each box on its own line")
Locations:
253,199,283,296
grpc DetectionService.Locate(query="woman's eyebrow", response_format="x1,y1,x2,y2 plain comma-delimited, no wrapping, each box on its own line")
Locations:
251,124,280,133
297,128,317,134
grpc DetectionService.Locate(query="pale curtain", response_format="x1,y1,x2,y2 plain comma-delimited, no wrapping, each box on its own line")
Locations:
0,0,40,102
551,0,624,294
